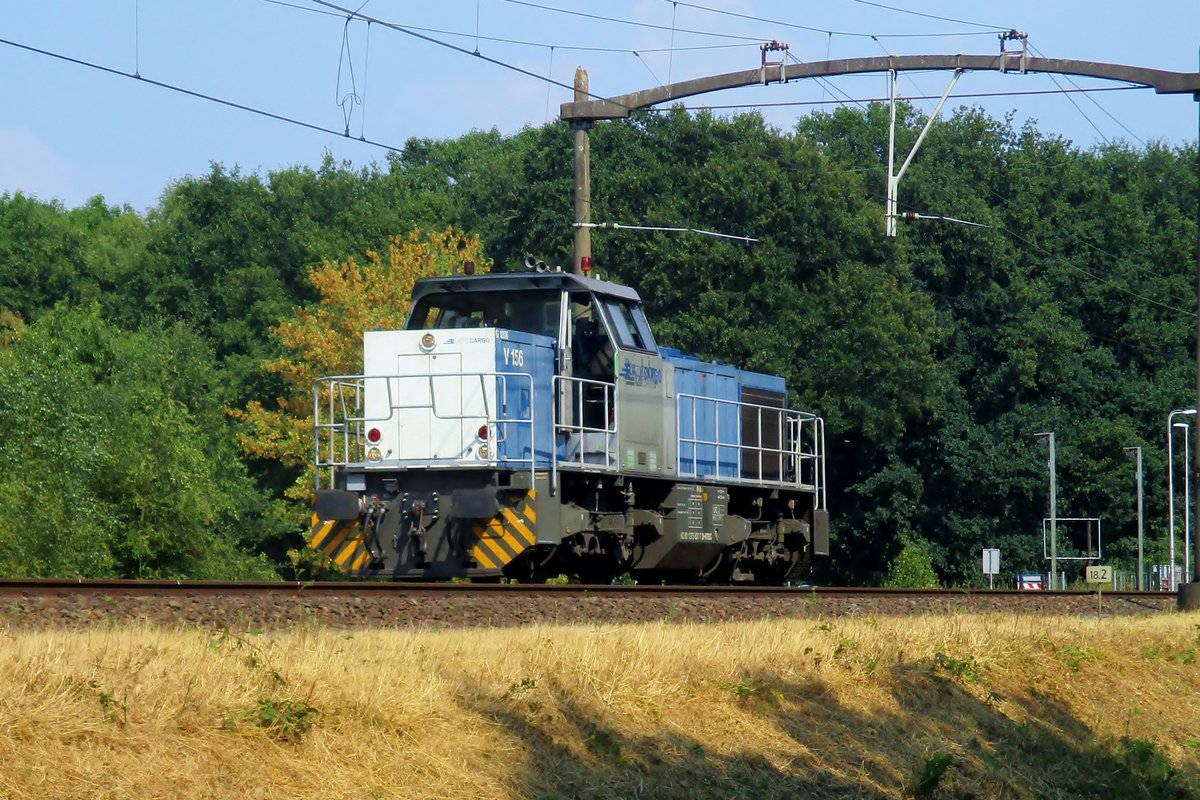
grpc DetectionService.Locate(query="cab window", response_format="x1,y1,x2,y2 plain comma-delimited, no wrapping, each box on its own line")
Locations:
602,299,655,352
407,291,560,337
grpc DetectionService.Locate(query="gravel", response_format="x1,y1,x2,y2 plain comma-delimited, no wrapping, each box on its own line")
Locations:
0,588,1179,630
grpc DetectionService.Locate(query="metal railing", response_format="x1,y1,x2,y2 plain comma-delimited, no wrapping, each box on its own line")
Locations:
313,370,826,510
552,375,618,468
676,393,825,508
313,371,535,490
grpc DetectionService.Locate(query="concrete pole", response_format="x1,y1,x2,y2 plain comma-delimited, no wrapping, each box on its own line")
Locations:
1183,51,1200,609
571,67,592,276
1049,433,1057,591
1036,432,1057,590
1133,447,1144,591
1183,61,1200,610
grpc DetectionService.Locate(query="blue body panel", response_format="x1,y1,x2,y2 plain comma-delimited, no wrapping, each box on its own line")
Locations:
661,348,788,480
493,329,556,467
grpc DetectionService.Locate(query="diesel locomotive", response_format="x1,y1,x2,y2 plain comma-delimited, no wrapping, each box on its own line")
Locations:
310,258,828,583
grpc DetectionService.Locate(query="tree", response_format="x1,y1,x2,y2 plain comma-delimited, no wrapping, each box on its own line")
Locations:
884,533,941,588
0,305,276,579
0,193,148,324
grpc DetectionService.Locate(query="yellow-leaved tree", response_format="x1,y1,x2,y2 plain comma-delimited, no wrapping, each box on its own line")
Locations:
232,227,489,512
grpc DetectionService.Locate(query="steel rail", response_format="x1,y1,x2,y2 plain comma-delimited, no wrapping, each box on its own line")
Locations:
0,577,1166,600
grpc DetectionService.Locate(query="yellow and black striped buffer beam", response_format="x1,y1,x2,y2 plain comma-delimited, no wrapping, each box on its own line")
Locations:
310,515,372,575
470,490,537,570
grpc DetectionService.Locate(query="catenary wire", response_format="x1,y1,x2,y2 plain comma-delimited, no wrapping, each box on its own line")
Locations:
871,157,1195,313
501,0,769,42
15,7,1185,312
784,51,869,112
870,35,936,115
1028,42,1146,147
267,0,759,54
306,0,633,111
847,0,1013,31
664,0,1006,39
0,35,408,150
874,189,1195,316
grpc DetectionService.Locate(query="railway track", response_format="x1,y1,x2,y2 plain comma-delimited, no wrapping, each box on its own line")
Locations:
0,578,1179,629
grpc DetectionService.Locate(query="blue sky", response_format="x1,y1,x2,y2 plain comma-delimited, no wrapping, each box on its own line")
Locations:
1,0,1197,212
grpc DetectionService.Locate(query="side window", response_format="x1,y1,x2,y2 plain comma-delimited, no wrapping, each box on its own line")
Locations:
603,300,653,352
630,306,657,352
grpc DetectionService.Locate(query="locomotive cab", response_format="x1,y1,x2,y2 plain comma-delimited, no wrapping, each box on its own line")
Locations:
311,261,828,584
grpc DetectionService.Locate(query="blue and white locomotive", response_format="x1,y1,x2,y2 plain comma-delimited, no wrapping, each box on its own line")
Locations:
311,258,828,583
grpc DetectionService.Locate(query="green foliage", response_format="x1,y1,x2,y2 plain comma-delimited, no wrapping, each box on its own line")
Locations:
716,678,784,707
1060,644,1100,672
0,306,278,578
88,679,128,726
503,677,538,699
908,750,953,798
0,194,148,323
210,624,319,742
932,652,983,684
885,534,941,588
225,698,319,742
1111,737,1178,789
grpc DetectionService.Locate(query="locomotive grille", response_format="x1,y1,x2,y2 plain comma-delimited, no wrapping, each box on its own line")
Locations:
470,490,538,569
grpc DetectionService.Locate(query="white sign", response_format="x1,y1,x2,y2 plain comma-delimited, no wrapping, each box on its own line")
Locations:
982,548,1000,575
1086,565,1113,584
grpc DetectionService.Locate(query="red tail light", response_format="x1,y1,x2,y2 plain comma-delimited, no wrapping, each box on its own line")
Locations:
367,427,382,444
477,425,489,440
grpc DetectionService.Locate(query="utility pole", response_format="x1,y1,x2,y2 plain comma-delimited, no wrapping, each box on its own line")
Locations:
1191,58,1200,608
1036,432,1057,590
571,67,592,276
1125,447,1144,591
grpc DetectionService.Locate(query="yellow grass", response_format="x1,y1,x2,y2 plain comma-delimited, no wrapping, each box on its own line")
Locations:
2,613,1199,799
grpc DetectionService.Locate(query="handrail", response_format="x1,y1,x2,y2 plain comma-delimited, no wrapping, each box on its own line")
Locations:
313,371,535,490
550,374,619,497
676,392,825,507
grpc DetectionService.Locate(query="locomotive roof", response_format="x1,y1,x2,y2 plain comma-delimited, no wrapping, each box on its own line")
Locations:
411,270,643,304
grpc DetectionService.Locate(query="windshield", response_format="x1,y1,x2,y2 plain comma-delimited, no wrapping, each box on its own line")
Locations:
407,290,561,338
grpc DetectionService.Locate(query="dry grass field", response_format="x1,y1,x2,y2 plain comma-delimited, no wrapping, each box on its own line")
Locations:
2,612,1199,799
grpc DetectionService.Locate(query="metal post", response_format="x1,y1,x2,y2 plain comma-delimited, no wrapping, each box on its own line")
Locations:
1168,409,1196,591
1170,413,1177,590
1036,432,1057,590
1180,423,1192,586
885,68,962,236
885,70,896,236
1194,62,1200,591
1125,447,1144,591
571,67,592,276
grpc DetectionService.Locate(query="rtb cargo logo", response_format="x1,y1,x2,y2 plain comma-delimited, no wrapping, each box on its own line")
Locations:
619,359,663,387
